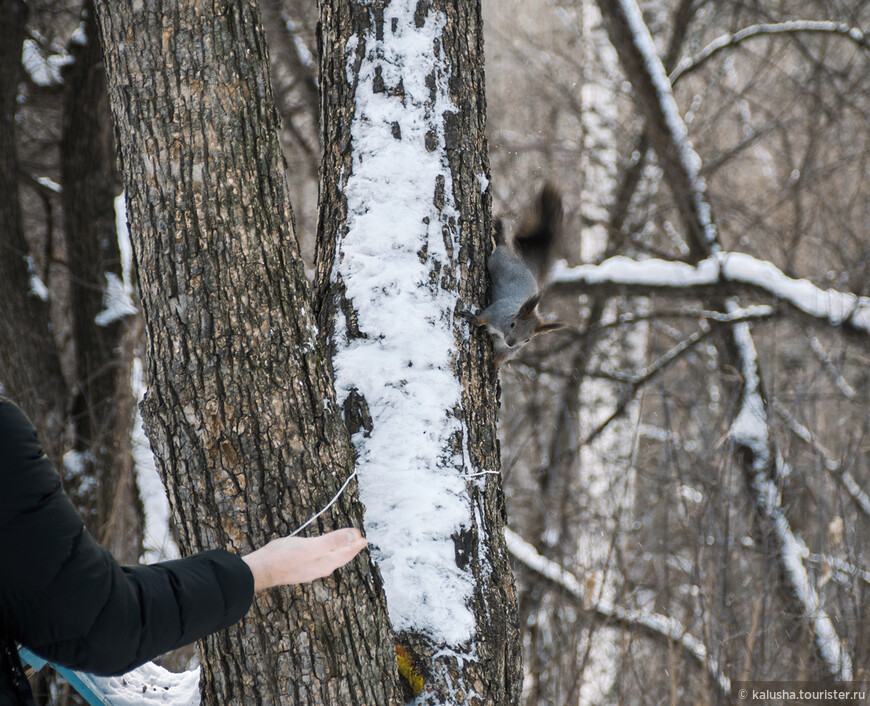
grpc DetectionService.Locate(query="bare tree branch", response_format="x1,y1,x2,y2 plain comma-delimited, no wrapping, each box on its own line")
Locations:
671,21,870,85
596,0,718,258
729,317,853,680
773,399,870,520
505,527,732,699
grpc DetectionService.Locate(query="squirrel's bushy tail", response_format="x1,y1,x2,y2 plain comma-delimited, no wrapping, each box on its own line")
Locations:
513,183,562,279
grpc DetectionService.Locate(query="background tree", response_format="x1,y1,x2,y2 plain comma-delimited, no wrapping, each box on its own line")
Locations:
89,0,402,703
486,0,869,702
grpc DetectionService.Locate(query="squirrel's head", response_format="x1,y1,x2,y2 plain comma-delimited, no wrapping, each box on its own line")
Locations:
505,294,567,348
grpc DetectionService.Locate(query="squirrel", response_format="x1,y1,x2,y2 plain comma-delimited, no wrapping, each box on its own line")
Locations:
474,184,567,364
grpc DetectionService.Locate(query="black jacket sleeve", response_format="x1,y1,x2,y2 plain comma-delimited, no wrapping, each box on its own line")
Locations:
0,398,255,676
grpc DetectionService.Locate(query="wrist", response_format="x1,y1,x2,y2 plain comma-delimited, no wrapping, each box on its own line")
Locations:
242,547,272,592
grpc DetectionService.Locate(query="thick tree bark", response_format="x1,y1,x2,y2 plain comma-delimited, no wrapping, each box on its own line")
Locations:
315,1,521,703
92,1,401,703
0,0,68,466
61,2,141,563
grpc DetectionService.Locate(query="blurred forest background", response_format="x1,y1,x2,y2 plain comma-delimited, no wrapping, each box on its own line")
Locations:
3,0,869,703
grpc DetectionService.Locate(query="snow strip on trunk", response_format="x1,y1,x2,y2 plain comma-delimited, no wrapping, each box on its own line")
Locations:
330,1,475,644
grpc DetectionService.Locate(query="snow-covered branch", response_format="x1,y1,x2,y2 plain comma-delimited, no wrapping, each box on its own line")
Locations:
551,253,870,335
806,553,870,590
504,528,731,698
597,0,718,255
671,21,870,84
809,337,858,400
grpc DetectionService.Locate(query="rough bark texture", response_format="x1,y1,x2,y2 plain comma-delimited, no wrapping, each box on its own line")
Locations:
92,1,401,703
315,1,521,703
0,0,68,466
61,2,142,563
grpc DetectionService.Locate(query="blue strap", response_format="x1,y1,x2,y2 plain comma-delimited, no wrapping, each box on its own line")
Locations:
18,646,112,706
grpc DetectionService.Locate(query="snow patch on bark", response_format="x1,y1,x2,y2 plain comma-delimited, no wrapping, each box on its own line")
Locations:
330,1,476,645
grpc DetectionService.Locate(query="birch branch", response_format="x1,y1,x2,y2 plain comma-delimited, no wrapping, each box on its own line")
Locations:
671,21,870,84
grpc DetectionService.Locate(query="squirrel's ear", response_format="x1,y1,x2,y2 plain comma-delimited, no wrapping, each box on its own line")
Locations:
536,321,568,334
517,293,542,319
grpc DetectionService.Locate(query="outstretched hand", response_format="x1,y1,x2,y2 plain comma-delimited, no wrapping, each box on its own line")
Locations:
242,528,368,592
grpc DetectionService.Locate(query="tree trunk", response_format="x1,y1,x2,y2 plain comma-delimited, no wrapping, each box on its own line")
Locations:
92,1,401,703
315,1,521,703
61,1,142,563
0,0,68,466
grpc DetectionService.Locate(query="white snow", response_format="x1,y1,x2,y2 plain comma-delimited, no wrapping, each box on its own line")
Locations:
94,272,137,326
729,319,770,471
21,39,72,87
35,175,62,193
616,0,717,246
671,22,869,83
729,311,852,681
115,193,134,288
604,0,855,684
329,1,476,645
95,194,138,326
62,450,96,494
24,256,49,301
476,172,490,194
809,337,856,399
89,661,200,705
132,358,180,564
108,193,177,563
70,21,87,47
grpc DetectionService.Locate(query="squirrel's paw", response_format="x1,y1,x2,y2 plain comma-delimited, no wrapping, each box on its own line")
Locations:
458,308,487,326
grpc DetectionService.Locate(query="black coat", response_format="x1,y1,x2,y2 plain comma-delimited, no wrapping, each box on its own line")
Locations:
0,398,254,705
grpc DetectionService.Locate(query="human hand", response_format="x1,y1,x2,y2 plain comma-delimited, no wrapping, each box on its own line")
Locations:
242,528,368,592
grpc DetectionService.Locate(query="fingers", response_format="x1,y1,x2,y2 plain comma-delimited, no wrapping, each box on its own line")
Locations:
318,527,365,550
246,528,370,589
322,528,368,569
324,539,366,573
